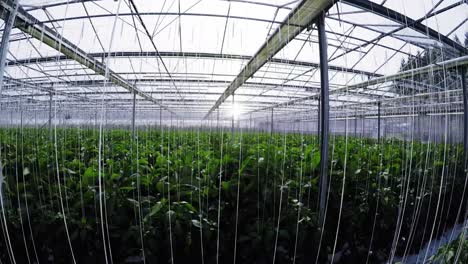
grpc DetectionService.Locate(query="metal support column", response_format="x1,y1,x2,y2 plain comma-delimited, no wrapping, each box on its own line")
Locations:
0,0,18,96
317,99,321,142
48,92,53,140
132,91,136,139
317,13,330,227
377,102,381,144
461,66,467,169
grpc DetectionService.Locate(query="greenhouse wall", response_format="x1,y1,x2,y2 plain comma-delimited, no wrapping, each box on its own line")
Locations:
0,109,464,144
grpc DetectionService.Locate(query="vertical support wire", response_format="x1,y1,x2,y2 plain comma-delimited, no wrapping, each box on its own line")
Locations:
232,94,235,137
354,110,357,136
271,108,274,136
132,90,136,140
217,108,220,132
159,107,162,128
378,102,381,144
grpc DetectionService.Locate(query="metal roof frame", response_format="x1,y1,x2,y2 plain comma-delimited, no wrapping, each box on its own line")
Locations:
0,0,175,113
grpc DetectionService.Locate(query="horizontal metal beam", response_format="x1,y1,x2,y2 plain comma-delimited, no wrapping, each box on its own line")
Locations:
243,89,464,123
0,0,174,113
342,0,466,54
4,90,307,100
4,94,360,107
252,55,468,112
6,78,324,92
270,101,463,120
203,0,334,119
277,109,464,123
6,51,382,78
27,98,285,106
5,76,394,101
22,0,98,11
2,76,90,101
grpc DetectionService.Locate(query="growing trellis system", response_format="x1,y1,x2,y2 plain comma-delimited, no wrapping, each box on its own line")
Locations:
0,0,467,263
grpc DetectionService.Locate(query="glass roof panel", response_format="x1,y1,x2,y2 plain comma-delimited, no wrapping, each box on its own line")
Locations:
1,0,465,120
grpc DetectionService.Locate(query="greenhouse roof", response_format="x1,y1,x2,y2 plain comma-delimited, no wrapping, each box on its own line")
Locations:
1,0,467,123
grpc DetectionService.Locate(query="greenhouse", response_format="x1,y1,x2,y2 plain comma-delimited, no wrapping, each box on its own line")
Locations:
0,0,467,263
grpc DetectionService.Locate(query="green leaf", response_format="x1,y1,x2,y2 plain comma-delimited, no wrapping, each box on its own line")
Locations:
239,156,253,175
127,198,139,206
156,181,165,193
145,199,167,221
65,168,77,175
119,186,135,191
311,151,321,170
221,181,230,192
191,219,201,228
83,167,96,186
182,201,196,212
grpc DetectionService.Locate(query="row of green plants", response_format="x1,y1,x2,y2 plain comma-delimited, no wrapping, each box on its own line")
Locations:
0,128,466,263
427,232,467,264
